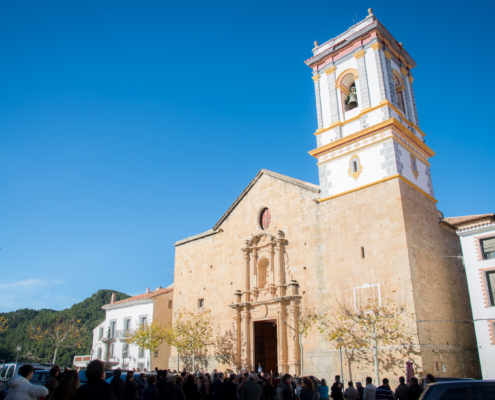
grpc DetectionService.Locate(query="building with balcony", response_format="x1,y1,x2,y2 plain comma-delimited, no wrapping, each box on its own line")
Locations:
446,214,495,379
91,285,174,370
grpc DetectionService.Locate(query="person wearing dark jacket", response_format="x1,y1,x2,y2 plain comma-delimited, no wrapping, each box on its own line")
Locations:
223,374,238,400
157,372,168,391
394,377,408,400
375,379,393,400
45,366,60,400
299,378,316,400
240,374,263,400
404,378,422,400
212,373,225,400
330,376,343,400
160,375,186,400
110,369,127,400
184,375,201,400
125,372,140,400
72,360,117,400
143,376,159,400
136,373,147,400
276,374,293,400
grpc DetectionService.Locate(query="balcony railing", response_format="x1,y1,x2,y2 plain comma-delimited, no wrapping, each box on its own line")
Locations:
483,251,495,260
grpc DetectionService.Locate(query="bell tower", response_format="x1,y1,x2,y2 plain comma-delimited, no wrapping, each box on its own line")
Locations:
306,9,435,203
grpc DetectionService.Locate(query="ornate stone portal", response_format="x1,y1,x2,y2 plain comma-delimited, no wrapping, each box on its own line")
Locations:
229,230,302,374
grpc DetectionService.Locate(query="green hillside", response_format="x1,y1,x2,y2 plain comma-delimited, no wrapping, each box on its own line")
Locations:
0,289,129,366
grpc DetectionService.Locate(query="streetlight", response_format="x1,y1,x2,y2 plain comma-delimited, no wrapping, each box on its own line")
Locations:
336,338,344,384
16,345,21,364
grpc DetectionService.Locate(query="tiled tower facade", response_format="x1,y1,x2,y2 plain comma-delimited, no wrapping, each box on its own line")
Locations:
307,9,433,202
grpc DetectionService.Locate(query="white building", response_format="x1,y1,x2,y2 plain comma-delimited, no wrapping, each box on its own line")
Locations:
445,214,495,379
91,286,174,371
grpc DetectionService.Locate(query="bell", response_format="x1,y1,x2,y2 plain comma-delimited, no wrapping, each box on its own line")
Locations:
347,93,358,110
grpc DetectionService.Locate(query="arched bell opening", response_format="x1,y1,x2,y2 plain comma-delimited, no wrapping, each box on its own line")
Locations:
336,69,359,118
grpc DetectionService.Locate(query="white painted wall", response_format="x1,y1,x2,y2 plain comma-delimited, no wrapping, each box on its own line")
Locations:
91,300,154,371
319,73,331,129
458,225,495,379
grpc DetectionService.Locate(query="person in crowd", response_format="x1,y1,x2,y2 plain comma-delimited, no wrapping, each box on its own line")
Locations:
318,379,329,400
184,374,200,400
343,381,359,400
223,374,238,400
290,377,297,399
375,378,393,400
299,377,315,400
330,376,343,400
110,369,126,400
295,379,302,400
143,376,159,400
355,382,363,400
276,374,293,400
212,372,224,400
52,370,79,400
403,378,422,400
157,371,168,391
424,375,435,385
46,366,60,400
136,373,147,400
394,377,408,400
362,377,376,400
272,373,280,389
240,374,262,400
125,371,140,400
196,376,205,400
263,378,275,400
204,376,214,400
160,374,186,400
5,364,49,400
72,360,116,400
176,376,184,387
257,364,263,374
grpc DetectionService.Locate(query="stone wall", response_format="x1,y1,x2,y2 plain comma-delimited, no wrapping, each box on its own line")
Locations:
171,173,480,380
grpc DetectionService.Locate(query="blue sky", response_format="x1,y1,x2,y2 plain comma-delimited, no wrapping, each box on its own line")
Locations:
0,0,493,312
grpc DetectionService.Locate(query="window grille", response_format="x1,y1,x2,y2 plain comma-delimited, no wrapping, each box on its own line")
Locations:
486,271,495,306
481,238,495,260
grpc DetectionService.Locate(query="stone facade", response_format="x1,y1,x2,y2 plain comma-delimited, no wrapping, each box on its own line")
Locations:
171,171,481,380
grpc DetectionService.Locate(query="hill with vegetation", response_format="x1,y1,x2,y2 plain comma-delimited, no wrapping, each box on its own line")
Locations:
0,289,129,366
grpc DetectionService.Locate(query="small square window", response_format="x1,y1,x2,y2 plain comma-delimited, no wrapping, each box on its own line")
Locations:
154,351,158,358
481,237,495,260
486,271,495,306
168,300,173,309
198,299,204,308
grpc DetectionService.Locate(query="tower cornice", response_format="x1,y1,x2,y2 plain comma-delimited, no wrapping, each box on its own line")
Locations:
309,118,435,159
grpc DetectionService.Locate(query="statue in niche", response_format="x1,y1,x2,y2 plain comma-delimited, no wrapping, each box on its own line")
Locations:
345,84,358,111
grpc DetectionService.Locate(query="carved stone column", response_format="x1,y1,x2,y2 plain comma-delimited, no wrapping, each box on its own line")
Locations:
292,301,301,375
278,304,288,373
277,231,286,297
242,309,252,369
243,247,251,302
236,309,242,369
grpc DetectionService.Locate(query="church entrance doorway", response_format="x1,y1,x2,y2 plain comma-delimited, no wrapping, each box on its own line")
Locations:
254,320,278,373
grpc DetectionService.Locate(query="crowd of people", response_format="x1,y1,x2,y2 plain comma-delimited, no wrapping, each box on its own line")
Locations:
3,361,433,400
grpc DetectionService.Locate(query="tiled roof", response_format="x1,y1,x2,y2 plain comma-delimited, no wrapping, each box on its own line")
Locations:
442,214,495,228
104,287,173,308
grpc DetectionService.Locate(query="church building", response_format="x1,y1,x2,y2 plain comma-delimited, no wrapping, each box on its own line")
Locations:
170,10,481,381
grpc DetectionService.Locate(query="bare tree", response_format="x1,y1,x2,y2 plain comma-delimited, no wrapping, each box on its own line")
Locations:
318,288,417,384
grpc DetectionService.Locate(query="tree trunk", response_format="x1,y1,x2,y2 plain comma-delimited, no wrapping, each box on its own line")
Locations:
373,338,379,385
192,350,195,372
52,345,59,364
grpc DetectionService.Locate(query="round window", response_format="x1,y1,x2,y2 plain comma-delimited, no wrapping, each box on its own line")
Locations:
260,208,271,230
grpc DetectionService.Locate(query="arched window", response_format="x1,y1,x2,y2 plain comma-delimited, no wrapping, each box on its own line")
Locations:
259,208,271,230
393,71,405,114
257,258,269,289
336,69,359,115
97,347,102,360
